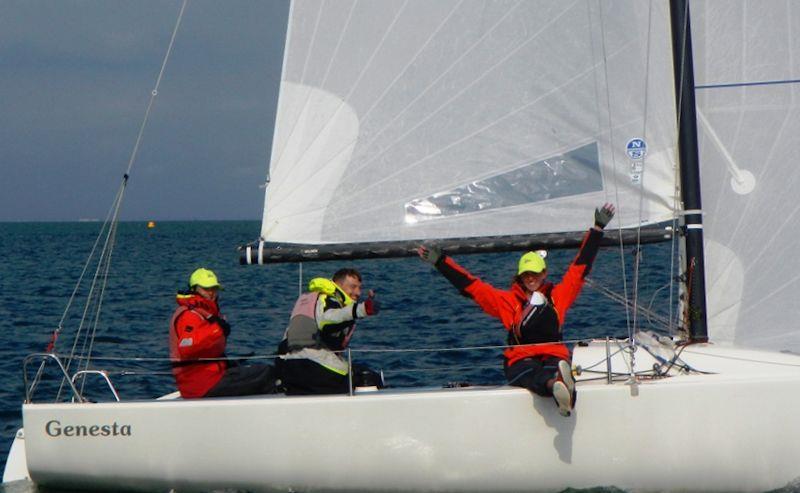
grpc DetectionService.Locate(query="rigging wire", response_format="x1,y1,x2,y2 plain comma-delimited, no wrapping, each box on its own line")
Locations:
584,278,672,333
80,214,122,394
595,1,634,349
627,0,660,349
57,182,126,401
47,1,189,403
594,0,653,385
30,206,116,396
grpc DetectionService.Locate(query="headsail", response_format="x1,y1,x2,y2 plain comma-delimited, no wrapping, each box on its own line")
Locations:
255,1,679,257
691,1,800,352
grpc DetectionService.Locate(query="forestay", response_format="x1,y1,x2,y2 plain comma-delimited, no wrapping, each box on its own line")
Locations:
691,1,800,352
260,0,679,247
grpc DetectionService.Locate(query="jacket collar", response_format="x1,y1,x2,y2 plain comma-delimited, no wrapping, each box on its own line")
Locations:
175,291,220,316
510,281,554,303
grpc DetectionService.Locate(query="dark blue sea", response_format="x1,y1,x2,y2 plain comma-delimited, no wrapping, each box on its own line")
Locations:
0,221,680,492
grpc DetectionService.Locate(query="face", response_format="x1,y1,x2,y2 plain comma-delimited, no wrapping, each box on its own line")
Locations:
519,271,547,294
196,286,219,301
337,275,362,301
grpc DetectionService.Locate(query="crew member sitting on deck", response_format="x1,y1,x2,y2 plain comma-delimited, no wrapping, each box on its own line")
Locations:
169,268,280,398
418,204,615,416
277,268,383,395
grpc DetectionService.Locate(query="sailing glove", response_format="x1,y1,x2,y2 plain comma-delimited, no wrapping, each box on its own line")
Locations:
418,244,442,265
363,297,380,316
594,203,615,229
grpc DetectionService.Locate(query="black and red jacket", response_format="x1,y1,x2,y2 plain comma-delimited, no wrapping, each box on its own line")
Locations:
432,228,604,366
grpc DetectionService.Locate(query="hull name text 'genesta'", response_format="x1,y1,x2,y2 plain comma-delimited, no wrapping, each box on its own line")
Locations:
45,420,132,437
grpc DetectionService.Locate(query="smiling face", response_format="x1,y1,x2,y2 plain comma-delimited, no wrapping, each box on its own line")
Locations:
519,270,547,295
336,274,362,301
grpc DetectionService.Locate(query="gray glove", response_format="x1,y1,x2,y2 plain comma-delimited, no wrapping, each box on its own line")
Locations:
594,203,615,229
418,244,442,265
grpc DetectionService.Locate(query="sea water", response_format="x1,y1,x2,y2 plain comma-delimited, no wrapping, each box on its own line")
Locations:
0,221,680,491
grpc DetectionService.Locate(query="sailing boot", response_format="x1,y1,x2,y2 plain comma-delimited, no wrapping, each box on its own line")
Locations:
552,360,575,417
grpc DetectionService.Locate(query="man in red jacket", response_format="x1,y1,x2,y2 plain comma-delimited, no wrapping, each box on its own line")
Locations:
419,204,615,416
169,268,278,398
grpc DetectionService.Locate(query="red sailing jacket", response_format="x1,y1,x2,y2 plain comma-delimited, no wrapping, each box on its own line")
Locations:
434,228,604,366
169,293,228,398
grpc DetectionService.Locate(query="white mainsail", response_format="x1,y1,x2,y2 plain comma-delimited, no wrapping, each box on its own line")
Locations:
262,0,679,245
692,0,800,352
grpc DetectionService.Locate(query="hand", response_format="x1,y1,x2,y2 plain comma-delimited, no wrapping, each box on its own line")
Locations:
418,244,442,265
594,203,615,229
363,291,380,316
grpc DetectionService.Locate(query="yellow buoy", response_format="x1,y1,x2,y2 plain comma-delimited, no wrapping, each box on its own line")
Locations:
147,221,156,229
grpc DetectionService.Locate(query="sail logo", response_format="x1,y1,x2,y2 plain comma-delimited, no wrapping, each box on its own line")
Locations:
45,420,132,438
626,138,647,160
626,138,647,185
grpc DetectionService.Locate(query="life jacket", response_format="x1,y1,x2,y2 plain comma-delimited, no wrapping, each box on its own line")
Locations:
280,278,356,353
279,278,358,376
281,291,322,351
509,288,561,346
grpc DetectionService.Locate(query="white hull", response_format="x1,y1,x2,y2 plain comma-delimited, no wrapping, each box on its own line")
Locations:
6,341,800,492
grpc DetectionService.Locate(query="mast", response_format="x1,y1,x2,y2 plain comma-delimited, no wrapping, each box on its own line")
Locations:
669,0,708,342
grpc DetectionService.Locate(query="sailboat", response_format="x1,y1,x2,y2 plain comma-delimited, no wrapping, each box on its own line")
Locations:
5,0,800,491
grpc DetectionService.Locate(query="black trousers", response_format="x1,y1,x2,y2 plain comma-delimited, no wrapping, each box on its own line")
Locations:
204,364,280,398
504,356,563,397
277,358,383,396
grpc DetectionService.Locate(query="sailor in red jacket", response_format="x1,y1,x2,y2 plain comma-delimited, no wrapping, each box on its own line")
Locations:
419,204,615,416
169,268,278,398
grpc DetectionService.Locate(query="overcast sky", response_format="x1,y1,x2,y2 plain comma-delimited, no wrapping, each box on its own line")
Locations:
1,0,289,221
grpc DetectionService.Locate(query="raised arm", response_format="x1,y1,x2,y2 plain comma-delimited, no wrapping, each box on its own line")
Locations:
419,245,518,328
551,203,615,319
